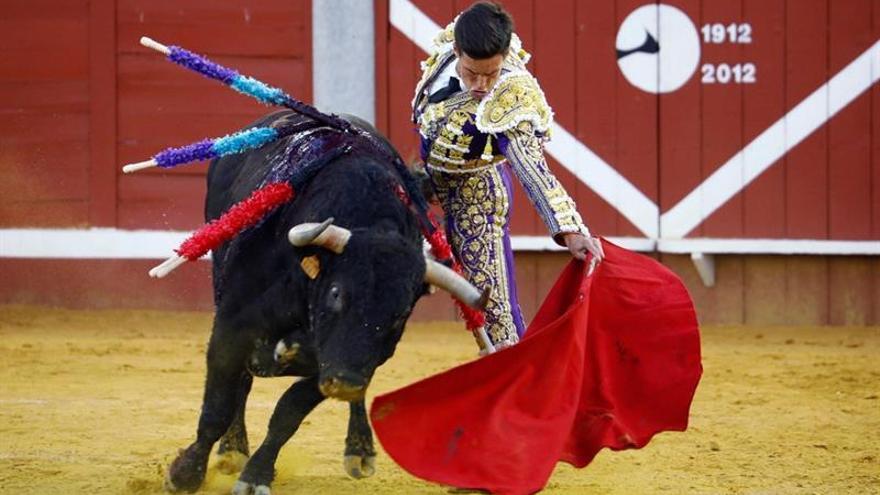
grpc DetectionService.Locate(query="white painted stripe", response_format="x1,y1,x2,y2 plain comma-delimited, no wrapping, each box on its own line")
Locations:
0,228,200,260
545,125,659,237
389,0,660,238
511,235,656,252
658,238,880,255
661,39,880,239
0,229,654,257
4,229,877,257
389,0,437,53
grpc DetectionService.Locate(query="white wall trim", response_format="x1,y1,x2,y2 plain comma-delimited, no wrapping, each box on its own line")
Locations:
0,228,655,258
3,229,878,258
0,228,196,260
658,238,880,255
511,236,656,252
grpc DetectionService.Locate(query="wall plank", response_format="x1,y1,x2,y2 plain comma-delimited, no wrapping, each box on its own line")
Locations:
615,0,659,237
533,0,581,237
660,0,703,236
116,0,309,57
744,256,787,325
872,0,880,240
784,256,829,325
575,0,620,237
741,0,785,238
827,0,873,239
784,0,829,239
0,1,90,228
700,0,745,237
828,257,874,325
89,0,118,226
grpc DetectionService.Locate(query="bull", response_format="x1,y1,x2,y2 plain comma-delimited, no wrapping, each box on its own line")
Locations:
164,110,486,494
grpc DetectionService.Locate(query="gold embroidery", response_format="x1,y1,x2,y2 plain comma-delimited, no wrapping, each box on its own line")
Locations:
421,97,505,173
503,122,588,238
476,72,553,134
429,167,520,346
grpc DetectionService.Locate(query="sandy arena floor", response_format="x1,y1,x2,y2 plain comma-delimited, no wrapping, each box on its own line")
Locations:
0,305,877,494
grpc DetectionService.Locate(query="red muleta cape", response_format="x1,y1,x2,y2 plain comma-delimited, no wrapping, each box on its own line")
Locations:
370,240,702,494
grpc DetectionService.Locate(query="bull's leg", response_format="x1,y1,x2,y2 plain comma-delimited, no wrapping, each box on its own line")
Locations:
233,375,324,495
166,325,251,493
343,400,376,478
216,372,253,474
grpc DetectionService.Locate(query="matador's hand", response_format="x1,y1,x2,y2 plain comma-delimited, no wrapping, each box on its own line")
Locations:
563,233,604,265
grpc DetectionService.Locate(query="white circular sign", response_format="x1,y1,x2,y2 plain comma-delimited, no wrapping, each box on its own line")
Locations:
616,4,700,94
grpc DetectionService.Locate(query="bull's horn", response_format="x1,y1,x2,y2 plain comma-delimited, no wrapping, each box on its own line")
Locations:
288,217,352,254
424,259,490,310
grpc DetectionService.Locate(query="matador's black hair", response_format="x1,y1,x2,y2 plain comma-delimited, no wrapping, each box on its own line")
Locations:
454,1,513,59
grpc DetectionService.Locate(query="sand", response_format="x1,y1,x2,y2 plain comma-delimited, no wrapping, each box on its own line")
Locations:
0,305,877,494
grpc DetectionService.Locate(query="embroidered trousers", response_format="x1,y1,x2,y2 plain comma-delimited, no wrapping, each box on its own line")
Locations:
428,163,526,347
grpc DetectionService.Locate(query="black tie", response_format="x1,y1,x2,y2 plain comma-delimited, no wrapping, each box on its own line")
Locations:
428,76,462,103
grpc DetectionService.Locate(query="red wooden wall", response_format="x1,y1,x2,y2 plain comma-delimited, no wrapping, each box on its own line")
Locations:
377,0,880,241
1,1,878,325
0,0,313,313
0,0,312,231
1,2,92,227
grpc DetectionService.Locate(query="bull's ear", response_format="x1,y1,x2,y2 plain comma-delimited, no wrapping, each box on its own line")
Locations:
288,218,352,254
300,255,320,279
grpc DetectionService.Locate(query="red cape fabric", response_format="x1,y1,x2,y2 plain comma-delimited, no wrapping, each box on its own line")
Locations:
370,240,702,494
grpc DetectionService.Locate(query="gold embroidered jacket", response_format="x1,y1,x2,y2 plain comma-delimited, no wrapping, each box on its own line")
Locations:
412,22,589,241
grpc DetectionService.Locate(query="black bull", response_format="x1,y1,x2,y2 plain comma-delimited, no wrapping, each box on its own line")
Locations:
165,111,485,494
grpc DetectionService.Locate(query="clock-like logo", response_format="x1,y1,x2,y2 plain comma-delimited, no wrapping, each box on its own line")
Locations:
616,4,701,94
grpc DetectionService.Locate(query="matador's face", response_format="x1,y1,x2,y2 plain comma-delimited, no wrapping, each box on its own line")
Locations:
454,48,505,100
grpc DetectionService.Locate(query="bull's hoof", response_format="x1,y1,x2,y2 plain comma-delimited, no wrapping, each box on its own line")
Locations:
232,480,271,495
215,450,249,475
343,454,376,479
165,445,209,493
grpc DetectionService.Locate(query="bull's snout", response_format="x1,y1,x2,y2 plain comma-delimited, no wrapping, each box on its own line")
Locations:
318,371,368,401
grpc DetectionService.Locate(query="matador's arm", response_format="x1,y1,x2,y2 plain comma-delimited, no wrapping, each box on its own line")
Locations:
500,121,590,244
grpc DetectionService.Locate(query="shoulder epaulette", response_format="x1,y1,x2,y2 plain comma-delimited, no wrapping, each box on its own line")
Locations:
475,71,553,134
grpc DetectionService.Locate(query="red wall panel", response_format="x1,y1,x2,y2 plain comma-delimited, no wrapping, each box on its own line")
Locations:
379,0,879,241
874,0,880,238
492,0,541,236
614,0,660,237
660,0,703,226
89,0,118,227
114,1,313,230
116,0,309,58
699,0,745,237
575,0,621,236
4,0,879,243
533,0,577,237
828,0,874,240
741,0,785,238
0,1,90,228
784,0,829,239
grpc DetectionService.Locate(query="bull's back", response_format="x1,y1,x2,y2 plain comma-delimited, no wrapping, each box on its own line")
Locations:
205,110,408,225
205,111,307,222
203,110,421,289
